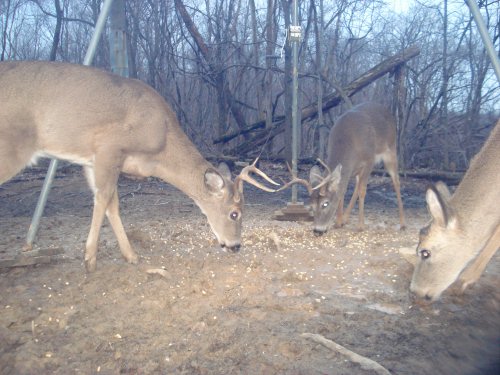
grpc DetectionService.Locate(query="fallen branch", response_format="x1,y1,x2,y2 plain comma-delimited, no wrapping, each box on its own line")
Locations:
301,332,392,375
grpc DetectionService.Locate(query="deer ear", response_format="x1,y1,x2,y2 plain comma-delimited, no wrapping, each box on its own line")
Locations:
204,168,225,196
309,165,323,187
426,184,455,228
217,162,232,181
434,181,452,201
327,164,342,193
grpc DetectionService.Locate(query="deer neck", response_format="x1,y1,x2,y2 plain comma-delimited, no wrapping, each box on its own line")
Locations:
449,125,500,249
155,148,211,202
120,126,212,203
450,174,499,246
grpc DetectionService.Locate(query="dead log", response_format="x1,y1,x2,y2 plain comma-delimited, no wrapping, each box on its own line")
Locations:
0,247,64,269
215,45,420,155
398,169,463,185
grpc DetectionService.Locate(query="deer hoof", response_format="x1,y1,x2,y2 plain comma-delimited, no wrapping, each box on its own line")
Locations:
85,257,97,273
126,253,139,265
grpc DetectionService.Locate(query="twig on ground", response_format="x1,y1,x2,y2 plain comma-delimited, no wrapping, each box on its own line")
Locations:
301,333,392,375
145,268,171,280
120,184,142,199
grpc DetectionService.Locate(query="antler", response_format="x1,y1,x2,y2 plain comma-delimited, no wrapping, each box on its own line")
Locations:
276,163,313,194
233,159,280,201
316,158,331,174
311,174,331,191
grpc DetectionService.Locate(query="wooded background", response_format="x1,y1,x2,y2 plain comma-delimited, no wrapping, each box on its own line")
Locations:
1,0,499,171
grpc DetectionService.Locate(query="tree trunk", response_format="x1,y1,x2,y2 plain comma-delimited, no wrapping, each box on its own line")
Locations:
49,0,62,61
263,0,277,152
174,0,247,139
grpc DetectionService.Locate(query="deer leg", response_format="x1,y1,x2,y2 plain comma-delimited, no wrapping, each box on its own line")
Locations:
458,225,500,292
84,186,111,272
343,175,360,225
105,190,138,264
83,158,126,272
384,153,406,230
356,173,369,231
334,196,345,228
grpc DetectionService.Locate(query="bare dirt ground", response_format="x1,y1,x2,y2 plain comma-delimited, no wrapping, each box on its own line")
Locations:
0,161,499,375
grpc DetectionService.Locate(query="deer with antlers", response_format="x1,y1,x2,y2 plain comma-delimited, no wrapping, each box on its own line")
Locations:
0,61,279,272
281,102,406,235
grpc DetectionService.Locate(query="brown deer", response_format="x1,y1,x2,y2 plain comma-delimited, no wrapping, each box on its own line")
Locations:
308,102,406,235
0,61,279,272
410,120,500,301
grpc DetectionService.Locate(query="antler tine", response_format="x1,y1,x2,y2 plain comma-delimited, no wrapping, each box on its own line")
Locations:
235,159,280,193
311,175,330,191
316,158,332,174
311,163,341,191
248,158,280,186
276,163,313,194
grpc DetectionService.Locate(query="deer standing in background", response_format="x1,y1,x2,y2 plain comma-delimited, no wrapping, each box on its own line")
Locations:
308,102,406,235
0,61,279,272
410,120,500,301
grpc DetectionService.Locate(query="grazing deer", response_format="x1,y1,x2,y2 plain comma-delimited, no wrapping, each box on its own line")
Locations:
308,102,406,235
0,61,278,272
410,120,500,301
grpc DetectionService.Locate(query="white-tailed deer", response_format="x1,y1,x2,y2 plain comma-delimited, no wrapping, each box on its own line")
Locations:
410,120,500,301
0,61,279,272
308,102,406,235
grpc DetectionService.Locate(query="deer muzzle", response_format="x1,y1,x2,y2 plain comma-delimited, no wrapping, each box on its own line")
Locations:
313,228,327,237
222,243,241,253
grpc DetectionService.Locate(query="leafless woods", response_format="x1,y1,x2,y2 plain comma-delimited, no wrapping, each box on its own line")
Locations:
1,0,498,170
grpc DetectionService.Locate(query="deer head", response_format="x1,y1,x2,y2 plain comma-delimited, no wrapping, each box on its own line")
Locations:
308,161,343,235
409,121,500,301
275,160,342,235
200,159,279,252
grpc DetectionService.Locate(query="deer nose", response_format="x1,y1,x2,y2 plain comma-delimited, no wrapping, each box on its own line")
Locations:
221,244,241,253
409,288,434,305
313,229,326,236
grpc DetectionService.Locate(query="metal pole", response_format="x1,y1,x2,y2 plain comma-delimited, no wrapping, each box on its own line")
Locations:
83,0,115,66
291,0,299,204
272,0,311,221
465,0,500,83
26,157,59,247
26,0,116,248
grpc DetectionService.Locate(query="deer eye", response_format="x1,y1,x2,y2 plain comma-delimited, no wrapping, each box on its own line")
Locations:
419,249,431,260
321,201,329,209
229,210,240,221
